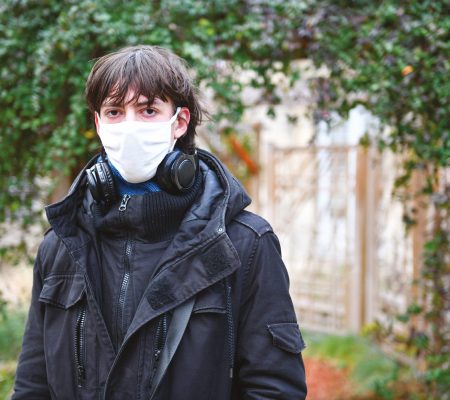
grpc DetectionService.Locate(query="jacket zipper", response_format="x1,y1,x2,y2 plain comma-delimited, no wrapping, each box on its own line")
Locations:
225,278,235,379
116,238,132,347
116,195,133,348
148,313,168,396
75,303,87,387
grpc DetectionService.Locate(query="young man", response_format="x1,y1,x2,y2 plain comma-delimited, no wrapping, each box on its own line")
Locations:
13,45,307,399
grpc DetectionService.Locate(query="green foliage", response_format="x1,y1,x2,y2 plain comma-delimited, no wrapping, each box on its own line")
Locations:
309,1,449,166
306,1,449,397
0,303,27,362
0,0,309,223
0,361,16,400
0,303,27,399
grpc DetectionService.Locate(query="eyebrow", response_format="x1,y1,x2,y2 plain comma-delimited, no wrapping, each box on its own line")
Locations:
102,97,164,108
136,100,155,107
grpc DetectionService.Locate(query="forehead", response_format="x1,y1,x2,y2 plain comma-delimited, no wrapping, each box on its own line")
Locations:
101,90,170,108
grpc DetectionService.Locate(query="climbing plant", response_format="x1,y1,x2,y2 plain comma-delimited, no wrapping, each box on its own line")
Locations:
306,1,449,397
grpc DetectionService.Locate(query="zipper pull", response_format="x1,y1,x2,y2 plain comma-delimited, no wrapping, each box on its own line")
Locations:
118,194,131,211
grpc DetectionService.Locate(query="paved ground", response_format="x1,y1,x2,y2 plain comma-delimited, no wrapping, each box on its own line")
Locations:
305,356,357,400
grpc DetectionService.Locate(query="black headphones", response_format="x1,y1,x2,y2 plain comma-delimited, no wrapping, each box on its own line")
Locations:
86,150,198,211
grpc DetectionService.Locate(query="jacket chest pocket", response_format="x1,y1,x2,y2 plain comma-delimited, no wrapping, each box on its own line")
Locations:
192,282,227,315
39,274,95,391
39,274,85,309
189,283,228,355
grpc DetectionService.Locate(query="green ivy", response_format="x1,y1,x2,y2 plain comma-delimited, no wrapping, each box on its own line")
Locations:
306,1,449,397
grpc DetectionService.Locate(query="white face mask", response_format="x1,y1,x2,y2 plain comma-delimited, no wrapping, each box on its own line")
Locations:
96,108,181,183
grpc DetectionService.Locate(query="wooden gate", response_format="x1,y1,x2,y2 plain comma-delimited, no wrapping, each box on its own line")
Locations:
253,144,416,333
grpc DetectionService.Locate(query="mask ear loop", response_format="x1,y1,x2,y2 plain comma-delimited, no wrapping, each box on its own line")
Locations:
170,107,181,123
170,107,182,151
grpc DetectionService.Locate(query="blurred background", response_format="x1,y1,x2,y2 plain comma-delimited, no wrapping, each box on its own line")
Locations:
0,1,448,399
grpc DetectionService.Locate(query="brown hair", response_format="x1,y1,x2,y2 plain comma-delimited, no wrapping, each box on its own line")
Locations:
85,45,205,152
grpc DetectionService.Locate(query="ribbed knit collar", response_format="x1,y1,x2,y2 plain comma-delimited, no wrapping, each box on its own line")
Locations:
93,171,202,242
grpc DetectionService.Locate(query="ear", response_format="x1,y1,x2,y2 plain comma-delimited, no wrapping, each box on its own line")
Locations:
173,107,190,139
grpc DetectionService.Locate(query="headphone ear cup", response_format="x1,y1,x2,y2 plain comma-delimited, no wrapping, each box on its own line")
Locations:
156,151,198,194
86,166,102,202
100,162,116,206
86,162,117,210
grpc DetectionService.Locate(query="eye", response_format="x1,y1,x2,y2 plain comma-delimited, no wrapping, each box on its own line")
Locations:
105,109,120,117
142,108,156,117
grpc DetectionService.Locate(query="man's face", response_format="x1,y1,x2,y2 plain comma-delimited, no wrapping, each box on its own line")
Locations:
95,89,190,141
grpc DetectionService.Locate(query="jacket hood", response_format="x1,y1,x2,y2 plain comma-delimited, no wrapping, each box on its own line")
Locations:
193,148,251,227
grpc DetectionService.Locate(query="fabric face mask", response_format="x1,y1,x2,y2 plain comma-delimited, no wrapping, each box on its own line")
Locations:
96,108,181,183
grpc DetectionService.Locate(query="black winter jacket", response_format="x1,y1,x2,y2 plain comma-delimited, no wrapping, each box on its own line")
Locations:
13,149,307,399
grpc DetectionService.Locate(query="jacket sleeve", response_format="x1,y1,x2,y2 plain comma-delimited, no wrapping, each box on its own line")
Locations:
12,248,50,399
236,231,307,399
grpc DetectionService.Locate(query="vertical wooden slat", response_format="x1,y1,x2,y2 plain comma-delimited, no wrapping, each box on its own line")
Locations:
353,146,368,332
364,146,379,325
411,169,427,335
251,123,262,214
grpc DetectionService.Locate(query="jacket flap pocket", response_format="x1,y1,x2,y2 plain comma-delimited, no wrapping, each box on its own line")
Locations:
267,322,306,354
39,274,85,309
193,283,226,314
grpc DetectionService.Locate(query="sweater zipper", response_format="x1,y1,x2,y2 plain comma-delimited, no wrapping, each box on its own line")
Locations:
119,194,131,211
116,194,133,348
75,302,87,387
